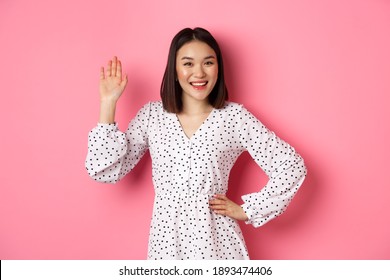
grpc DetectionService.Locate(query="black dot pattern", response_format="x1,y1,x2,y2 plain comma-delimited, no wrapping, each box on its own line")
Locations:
85,101,307,259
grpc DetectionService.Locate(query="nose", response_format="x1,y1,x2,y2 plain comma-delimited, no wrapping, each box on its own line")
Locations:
194,64,206,78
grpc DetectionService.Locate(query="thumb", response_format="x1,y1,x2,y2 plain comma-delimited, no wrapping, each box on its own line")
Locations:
121,74,128,88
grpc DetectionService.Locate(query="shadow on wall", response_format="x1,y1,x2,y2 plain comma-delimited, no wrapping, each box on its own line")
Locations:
229,152,318,259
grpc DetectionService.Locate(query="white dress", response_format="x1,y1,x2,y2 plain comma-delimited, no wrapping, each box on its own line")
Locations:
85,101,306,259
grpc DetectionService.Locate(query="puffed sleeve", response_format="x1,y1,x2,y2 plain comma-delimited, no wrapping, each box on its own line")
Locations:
85,102,151,183
238,105,307,227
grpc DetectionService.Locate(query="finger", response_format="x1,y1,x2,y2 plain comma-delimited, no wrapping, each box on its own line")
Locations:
209,198,225,205
214,194,228,200
106,60,112,77
116,59,122,78
100,67,105,80
214,209,227,216
210,204,226,210
111,56,117,77
121,74,128,88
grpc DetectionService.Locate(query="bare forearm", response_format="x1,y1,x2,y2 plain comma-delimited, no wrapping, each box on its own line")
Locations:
99,100,117,124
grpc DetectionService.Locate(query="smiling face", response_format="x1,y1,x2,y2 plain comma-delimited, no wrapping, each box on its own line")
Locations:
175,40,219,106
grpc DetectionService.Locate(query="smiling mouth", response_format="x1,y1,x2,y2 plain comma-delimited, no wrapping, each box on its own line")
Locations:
190,81,208,87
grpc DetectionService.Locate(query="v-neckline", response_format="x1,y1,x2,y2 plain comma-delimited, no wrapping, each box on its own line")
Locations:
175,108,215,141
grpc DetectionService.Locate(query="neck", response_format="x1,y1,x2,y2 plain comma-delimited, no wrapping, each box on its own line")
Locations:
181,96,212,116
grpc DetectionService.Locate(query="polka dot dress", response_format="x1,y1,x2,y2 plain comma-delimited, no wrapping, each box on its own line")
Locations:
85,101,307,259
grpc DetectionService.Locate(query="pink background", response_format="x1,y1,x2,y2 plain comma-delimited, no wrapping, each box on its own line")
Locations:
1,0,389,259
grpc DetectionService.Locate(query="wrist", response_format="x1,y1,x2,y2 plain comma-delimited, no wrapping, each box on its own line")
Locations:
100,97,118,106
99,100,117,124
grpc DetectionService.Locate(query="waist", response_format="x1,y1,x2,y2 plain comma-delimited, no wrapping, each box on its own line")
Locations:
155,192,225,199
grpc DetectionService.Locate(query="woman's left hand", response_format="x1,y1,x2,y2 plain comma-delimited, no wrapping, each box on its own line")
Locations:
209,194,248,221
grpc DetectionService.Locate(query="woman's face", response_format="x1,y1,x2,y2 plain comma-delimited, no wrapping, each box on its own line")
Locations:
176,40,218,104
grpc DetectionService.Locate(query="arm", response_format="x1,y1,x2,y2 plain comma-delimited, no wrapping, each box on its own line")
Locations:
85,103,150,183
85,56,149,183
235,106,306,227
209,106,306,225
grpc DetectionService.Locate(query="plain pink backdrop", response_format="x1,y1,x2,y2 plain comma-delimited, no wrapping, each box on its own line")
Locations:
0,0,389,259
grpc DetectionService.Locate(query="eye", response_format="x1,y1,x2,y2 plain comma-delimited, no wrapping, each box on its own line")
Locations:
205,61,215,66
183,62,193,66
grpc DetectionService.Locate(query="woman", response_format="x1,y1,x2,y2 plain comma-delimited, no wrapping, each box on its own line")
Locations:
85,27,307,259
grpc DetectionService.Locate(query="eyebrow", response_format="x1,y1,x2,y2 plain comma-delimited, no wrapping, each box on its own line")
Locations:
181,55,216,60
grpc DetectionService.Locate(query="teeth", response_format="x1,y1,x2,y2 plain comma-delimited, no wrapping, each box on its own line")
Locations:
191,82,207,86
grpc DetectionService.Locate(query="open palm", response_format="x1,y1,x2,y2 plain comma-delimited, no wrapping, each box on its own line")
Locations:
100,56,128,103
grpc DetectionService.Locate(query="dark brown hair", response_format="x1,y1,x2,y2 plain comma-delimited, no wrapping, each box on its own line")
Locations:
160,27,228,113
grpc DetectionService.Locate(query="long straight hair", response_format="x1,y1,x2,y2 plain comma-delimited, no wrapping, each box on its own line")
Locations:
160,27,228,113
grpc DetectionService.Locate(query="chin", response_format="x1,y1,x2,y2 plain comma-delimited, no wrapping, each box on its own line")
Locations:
189,92,211,101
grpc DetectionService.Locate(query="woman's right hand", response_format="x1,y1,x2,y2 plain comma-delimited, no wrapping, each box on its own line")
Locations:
98,56,128,124
100,56,128,104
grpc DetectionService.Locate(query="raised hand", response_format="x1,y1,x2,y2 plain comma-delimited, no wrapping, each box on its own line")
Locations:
209,194,249,221
100,56,128,103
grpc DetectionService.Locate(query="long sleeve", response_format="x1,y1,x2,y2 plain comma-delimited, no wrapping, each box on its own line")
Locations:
85,102,151,183
238,106,307,228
